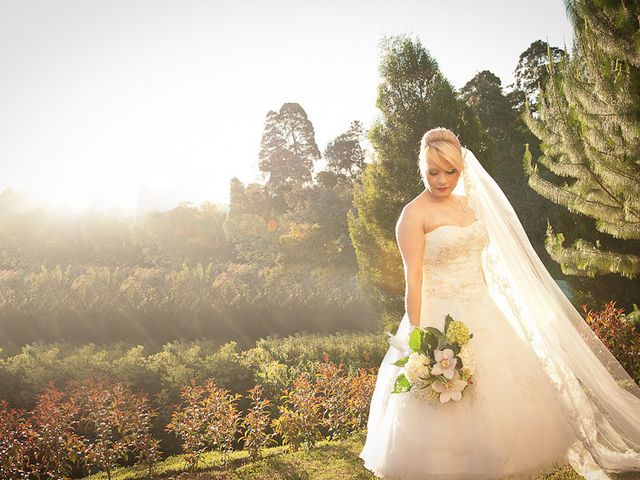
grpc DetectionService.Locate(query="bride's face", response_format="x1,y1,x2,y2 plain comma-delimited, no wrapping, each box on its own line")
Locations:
426,159,461,198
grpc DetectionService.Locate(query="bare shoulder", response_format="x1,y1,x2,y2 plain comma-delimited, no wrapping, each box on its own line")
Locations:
397,199,422,228
396,195,428,234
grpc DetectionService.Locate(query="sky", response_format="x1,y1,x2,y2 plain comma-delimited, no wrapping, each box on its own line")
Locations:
0,0,575,216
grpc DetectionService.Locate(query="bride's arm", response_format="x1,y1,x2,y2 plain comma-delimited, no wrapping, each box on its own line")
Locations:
396,204,425,328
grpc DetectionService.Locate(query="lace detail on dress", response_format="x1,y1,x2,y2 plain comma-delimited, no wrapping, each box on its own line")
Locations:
423,220,489,300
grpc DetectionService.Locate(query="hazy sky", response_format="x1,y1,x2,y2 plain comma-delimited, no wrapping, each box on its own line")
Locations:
0,0,574,215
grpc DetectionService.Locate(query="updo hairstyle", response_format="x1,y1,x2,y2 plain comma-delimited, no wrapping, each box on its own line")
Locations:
418,127,464,187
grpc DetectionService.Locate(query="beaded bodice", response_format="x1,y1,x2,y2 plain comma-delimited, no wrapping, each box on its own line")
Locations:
422,218,489,299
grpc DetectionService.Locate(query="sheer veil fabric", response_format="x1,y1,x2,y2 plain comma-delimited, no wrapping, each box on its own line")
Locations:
372,146,640,479
405,146,640,478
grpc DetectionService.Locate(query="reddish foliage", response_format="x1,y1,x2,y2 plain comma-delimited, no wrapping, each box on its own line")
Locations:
0,400,32,479
241,384,276,461
69,378,159,480
583,301,640,385
28,382,85,478
271,373,323,451
0,355,380,477
165,379,241,471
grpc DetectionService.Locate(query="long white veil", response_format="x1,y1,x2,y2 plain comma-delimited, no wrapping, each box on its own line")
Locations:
378,146,640,479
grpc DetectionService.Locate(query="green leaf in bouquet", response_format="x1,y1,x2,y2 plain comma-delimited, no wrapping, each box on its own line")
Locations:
408,327,423,351
422,333,436,354
456,356,464,368
392,373,411,393
444,314,454,333
450,343,461,356
425,326,444,337
424,326,447,351
393,356,409,367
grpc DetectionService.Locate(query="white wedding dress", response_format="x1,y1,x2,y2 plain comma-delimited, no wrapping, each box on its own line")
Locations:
359,218,582,480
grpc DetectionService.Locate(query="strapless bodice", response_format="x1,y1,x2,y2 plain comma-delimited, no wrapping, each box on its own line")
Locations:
422,219,489,299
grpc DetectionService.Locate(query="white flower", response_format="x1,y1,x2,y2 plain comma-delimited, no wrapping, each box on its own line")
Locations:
430,370,468,403
430,348,458,379
404,352,430,385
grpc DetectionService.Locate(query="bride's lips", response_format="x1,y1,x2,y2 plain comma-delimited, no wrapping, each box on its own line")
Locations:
437,187,449,192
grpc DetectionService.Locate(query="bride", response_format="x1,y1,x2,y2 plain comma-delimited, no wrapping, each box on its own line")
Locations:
358,128,640,480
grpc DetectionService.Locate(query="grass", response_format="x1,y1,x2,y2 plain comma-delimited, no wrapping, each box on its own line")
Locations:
83,431,377,480
82,430,636,480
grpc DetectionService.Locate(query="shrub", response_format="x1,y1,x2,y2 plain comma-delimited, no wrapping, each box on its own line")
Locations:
69,379,137,480
28,383,85,478
241,384,276,461
583,300,640,386
345,366,377,432
307,356,377,441
0,401,31,479
119,390,161,478
271,374,323,451
313,358,352,440
165,379,242,471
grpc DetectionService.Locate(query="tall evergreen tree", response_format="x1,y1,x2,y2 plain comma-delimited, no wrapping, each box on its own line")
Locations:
349,34,484,331
521,0,640,308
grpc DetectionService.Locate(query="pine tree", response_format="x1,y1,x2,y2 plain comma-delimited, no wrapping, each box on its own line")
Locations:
521,1,640,286
348,34,483,331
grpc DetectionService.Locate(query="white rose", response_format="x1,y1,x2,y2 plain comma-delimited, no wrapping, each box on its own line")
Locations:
405,352,430,385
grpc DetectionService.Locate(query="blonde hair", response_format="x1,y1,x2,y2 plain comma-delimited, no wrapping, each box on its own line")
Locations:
418,127,464,185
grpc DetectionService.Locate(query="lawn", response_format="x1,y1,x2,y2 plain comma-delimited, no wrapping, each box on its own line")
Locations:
83,429,594,480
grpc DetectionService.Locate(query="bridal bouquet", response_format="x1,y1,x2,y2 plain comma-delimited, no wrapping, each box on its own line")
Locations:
388,314,475,404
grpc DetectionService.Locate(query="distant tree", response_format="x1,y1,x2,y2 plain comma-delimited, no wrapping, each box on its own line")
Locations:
251,119,369,271
228,178,271,220
258,103,321,214
323,120,366,183
507,40,566,114
134,202,229,269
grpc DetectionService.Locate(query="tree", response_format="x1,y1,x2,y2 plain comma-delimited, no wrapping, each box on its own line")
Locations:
349,34,484,331
228,178,272,220
323,120,367,183
460,70,565,278
258,103,321,214
521,0,640,308
507,40,566,114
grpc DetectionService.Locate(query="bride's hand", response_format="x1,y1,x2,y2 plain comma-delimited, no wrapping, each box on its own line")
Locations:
386,331,409,353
